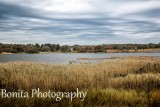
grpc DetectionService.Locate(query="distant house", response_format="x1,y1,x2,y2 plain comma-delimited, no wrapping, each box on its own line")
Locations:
107,45,114,49
128,46,137,50
69,48,73,52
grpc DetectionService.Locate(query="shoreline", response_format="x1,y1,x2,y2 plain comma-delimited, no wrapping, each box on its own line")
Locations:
0,48,160,54
0,52,14,54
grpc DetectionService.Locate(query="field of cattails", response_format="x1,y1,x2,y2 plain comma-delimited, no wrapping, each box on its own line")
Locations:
0,56,160,107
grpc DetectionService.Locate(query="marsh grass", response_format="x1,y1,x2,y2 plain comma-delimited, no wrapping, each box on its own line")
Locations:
0,56,160,107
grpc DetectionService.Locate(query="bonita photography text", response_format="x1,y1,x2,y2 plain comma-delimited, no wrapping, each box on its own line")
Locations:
1,88,87,101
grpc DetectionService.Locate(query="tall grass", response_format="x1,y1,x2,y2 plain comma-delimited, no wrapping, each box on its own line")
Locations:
0,56,160,106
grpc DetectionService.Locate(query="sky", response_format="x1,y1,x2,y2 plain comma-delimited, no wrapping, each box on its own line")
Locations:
0,0,160,45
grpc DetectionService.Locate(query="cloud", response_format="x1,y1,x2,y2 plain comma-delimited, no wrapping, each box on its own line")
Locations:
0,0,160,45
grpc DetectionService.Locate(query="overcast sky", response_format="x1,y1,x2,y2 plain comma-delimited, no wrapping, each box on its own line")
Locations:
0,0,160,45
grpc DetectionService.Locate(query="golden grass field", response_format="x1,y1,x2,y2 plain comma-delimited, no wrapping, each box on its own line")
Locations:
0,56,160,107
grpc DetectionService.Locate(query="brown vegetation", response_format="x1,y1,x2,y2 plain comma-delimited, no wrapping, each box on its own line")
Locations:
0,56,160,106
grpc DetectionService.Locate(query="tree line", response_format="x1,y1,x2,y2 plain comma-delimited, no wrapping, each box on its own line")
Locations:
0,43,160,53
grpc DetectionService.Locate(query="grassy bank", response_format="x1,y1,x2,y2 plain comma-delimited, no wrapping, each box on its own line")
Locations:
106,48,160,53
0,56,160,107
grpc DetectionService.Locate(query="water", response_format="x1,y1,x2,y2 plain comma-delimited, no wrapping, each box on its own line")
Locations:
0,53,160,64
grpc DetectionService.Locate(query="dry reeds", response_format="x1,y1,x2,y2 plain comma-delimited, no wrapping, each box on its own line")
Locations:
0,56,160,106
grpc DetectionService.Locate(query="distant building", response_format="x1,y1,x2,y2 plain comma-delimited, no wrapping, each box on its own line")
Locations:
69,48,73,52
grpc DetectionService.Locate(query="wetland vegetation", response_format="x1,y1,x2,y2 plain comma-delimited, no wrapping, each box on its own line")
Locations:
0,56,160,107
